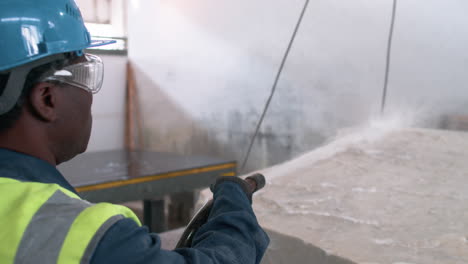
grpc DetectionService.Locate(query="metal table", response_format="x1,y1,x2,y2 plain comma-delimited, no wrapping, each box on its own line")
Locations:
58,150,236,232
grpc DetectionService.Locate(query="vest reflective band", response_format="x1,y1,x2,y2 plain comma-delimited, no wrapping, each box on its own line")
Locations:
0,177,141,264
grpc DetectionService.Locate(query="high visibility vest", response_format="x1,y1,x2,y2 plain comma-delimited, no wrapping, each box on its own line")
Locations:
0,177,141,264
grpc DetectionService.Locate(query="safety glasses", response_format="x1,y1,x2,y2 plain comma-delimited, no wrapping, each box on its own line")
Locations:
40,53,104,94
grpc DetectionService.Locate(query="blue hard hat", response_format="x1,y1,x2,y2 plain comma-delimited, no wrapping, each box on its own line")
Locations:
0,0,115,72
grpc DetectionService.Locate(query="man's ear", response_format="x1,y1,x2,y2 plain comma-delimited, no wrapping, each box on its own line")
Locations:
28,82,60,122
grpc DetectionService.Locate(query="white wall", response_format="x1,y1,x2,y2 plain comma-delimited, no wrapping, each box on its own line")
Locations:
386,0,468,123
86,54,127,152
127,0,468,172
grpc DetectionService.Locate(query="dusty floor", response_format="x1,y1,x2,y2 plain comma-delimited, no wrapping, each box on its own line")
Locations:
254,127,468,264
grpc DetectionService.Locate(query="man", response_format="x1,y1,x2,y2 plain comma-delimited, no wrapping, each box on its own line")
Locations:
0,0,269,263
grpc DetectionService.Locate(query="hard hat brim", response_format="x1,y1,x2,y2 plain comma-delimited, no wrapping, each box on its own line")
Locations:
0,39,117,71
88,39,117,48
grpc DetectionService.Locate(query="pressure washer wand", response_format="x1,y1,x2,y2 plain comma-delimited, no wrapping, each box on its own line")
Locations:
175,173,266,248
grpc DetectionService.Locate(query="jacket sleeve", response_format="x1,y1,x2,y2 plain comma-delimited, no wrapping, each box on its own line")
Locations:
90,181,270,264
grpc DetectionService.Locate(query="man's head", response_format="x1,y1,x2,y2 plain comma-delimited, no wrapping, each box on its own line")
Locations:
0,0,114,164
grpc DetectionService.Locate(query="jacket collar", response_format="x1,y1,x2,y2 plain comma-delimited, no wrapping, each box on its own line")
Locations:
0,148,78,195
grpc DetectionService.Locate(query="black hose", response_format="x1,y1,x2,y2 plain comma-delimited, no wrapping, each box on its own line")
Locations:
241,0,311,173
381,0,398,115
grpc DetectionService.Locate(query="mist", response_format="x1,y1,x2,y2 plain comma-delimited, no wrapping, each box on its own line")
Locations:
128,0,468,172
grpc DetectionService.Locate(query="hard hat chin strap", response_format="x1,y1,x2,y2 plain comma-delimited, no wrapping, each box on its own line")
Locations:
0,53,67,115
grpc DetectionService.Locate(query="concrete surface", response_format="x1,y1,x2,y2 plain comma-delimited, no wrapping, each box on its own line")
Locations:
159,228,185,250
254,126,468,263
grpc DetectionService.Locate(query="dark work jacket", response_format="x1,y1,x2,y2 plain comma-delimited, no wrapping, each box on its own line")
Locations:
0,148,269,264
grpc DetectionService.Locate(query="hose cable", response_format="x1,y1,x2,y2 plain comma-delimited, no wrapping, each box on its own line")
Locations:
241,0,311,172
381,0,398,115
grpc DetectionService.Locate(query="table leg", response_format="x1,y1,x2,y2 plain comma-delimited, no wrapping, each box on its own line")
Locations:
143,199,167,233
168,191,196,229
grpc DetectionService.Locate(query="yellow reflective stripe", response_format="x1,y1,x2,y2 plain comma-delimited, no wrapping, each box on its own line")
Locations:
0,178,75,264
57,203,141,264
76,163,236,192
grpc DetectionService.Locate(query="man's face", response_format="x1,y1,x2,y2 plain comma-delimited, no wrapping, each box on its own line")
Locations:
53,82,93,164
52,55,95,164
66,83,93,150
